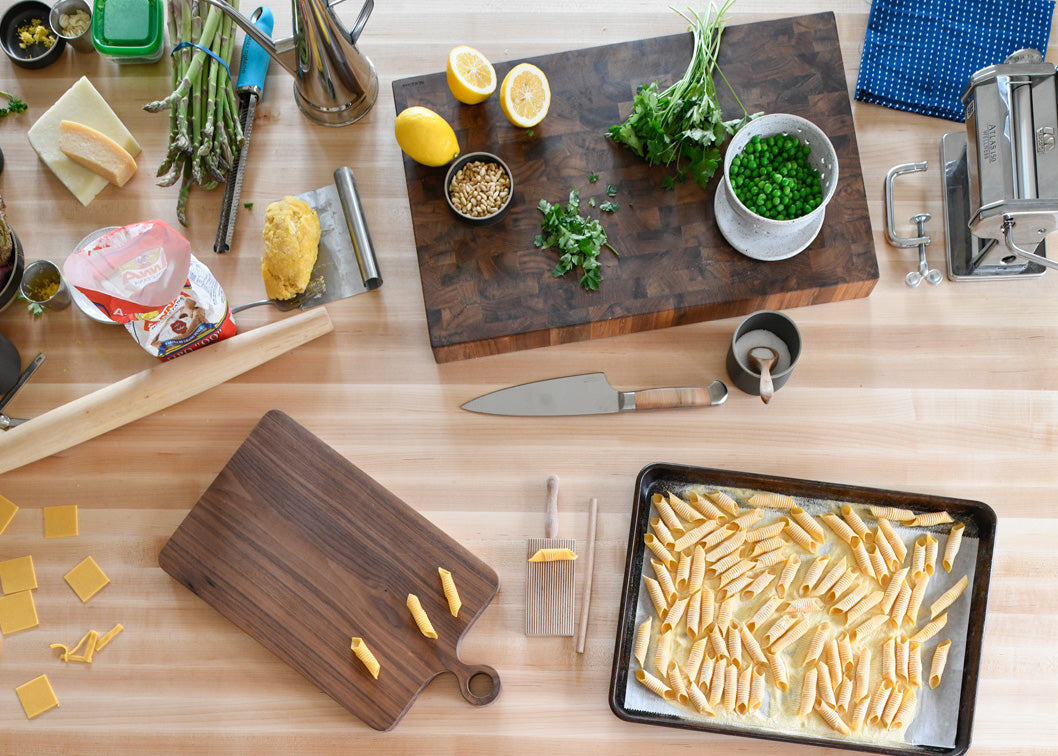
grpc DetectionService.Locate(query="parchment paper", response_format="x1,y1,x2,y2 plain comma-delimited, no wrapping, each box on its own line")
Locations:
621,481,980,749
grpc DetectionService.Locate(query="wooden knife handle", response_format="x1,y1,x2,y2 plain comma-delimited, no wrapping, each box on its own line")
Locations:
545,474,560,538
632,386,715,410
0,308,334,474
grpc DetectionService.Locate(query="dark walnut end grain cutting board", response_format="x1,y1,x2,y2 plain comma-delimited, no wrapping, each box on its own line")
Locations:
393,12,877,363
158,410,501,731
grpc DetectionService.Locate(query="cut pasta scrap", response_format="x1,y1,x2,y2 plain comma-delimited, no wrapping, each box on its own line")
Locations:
406,594,438,639
528,548,577,562
96,623,123,651
350,637,380,679
438,568,462,617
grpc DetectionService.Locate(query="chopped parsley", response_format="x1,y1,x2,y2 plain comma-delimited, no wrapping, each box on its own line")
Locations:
535,188,618,291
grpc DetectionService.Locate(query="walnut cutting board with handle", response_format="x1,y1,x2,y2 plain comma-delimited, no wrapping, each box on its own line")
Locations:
393,12,876,362
158,410,501,731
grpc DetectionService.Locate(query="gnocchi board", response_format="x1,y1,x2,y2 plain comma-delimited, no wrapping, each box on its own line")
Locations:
610,463,995,755
158,410,501,731
392,12,877,363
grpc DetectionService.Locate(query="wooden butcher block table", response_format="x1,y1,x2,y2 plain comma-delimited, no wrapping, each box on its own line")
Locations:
0,1,1055,755
395,13,877,362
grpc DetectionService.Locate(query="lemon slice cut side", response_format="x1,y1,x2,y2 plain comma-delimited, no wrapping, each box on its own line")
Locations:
500,63,551,128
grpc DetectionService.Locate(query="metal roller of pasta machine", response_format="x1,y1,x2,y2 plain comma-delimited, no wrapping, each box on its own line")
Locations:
942,49,1058,280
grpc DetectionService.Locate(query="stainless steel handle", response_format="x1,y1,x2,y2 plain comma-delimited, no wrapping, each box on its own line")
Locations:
1003,216,1058,271
885,162,930,247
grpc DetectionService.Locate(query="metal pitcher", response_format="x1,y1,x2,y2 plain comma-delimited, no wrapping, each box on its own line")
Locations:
204,0,379,127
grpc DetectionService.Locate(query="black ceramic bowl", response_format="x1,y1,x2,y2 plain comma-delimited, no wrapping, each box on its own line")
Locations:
444,152,514,227
1,1,66,69
0,231,26,314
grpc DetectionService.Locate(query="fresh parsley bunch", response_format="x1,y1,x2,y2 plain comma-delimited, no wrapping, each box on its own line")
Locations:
535,189,618,291
608,2,754,189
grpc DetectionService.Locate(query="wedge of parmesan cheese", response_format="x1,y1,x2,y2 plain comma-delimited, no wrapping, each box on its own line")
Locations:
26,77,141,206
59,120,137,187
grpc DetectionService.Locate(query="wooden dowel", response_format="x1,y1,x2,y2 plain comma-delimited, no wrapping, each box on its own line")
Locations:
576,497,599,654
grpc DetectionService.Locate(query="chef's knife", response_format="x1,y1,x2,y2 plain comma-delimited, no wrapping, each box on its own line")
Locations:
461,373,728,416
214,6,273,254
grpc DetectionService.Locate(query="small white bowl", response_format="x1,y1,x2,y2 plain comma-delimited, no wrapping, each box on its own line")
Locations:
715,113,838,261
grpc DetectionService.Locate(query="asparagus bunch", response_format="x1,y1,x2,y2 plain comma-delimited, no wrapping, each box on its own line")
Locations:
145,0,243,226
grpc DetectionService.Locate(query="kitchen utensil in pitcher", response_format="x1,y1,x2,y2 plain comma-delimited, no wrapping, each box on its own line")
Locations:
202,0,378,127
526,475,575,637
748,346,778,404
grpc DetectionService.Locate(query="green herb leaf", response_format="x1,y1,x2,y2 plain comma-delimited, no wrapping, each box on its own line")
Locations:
661,175,676,190
606,183,618,197
606,3,756,190
526,129,535,138
243,202,254,210
0,90,27,118
600,200,619,213
537,188,619,292
588,173,599,183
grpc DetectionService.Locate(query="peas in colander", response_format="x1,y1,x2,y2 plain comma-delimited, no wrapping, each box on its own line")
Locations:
728,133,823,220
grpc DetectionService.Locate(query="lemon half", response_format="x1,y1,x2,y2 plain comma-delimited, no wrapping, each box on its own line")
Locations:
447,46,496,105
394,107,460,167
500,63,550,128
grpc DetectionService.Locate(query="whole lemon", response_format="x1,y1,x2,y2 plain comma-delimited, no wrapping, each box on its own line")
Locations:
394,107,460,167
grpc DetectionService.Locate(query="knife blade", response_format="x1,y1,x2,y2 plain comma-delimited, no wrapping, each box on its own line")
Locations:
460,373,728,416
214,6,274,254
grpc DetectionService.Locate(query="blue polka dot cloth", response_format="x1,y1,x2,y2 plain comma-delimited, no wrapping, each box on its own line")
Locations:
855,0,1056,122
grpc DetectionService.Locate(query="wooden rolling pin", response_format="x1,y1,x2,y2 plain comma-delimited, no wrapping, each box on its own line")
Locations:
0,308,333,474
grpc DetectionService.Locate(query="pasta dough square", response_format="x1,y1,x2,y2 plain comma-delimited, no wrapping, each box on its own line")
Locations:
64,556,110,602
0,555,37,594
0,590,40,634
15,674,59,719
0,494,17,534
44,505,79,538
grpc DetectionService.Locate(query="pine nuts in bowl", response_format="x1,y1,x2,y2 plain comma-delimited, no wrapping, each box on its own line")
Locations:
445,152,514,226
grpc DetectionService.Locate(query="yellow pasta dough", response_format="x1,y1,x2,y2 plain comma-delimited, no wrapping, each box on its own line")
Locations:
406,594,438,639
0,493,17,535
43,504,79,538
0,555,37,594
438,568,462,617
350,637,380,678
15,674,58,719
528,548,577,562
64,556,110,602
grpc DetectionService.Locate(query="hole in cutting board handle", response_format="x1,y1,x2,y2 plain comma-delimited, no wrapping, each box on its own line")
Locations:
451,661,501,706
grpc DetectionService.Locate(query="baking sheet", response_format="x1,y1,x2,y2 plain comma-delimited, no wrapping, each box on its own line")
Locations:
609,464,995,756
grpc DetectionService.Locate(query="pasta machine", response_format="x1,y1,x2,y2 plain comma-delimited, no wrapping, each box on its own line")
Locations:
942,49,1058,280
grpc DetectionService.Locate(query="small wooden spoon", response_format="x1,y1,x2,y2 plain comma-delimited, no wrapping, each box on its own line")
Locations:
748,346,778,404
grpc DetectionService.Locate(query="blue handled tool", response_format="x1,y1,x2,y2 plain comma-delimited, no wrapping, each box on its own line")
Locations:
214,6,274,254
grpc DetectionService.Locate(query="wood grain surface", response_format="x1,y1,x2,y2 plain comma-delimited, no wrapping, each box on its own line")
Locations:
394,12,877,362
158,410,500,731
0,1,1056,755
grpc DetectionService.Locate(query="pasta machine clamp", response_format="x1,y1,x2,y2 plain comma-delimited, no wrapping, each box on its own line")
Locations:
941,49,1058,280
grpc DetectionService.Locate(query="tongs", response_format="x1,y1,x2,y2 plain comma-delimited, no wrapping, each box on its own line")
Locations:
0,353,45,430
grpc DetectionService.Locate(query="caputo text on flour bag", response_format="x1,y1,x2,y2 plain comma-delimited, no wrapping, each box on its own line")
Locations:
63,220,237,359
